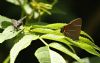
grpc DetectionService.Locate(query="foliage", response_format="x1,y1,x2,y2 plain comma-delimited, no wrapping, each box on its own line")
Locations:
0,0,100,63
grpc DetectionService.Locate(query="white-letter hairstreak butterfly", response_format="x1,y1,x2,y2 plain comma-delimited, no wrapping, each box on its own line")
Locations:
61,18,82,40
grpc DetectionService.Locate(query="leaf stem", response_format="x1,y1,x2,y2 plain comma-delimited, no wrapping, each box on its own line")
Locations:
3,55,10,63
39,38,49,46
51,0,58,6
38,10,41,23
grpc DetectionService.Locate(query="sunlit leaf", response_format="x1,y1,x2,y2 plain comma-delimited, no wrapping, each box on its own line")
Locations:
23,4,33,15
10,34,39,63
0,26,21,43
40,34,71,45
35,46,66,63
50,49,66,63
0,15,12,28
6,0,25,5
49,42,83,63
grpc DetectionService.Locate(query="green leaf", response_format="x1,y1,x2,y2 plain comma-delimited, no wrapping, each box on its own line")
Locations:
79,36,100,51
35,46,66,63
81,31,94,42
74,42,100,57
40,34,76,53
0,15,12,28
89,57,100,63
50,49,66,63
73,57,90,63
32,23,66,29
73,57,100,63
40,34,71,45
49,42,83,63
35,46,51,63
0,26,21,43
6,0,25,5
30,28,62,35
10,34,39,63
44,23,66,29
63,37,100,57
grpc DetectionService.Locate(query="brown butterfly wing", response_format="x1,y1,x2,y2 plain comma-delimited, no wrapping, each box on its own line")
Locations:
61,18,82,40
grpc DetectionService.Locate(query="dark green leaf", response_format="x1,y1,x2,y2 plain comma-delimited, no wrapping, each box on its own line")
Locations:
73,57,90,63
73,57,100,63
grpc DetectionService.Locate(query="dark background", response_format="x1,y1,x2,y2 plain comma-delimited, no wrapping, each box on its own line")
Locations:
0,0,100,63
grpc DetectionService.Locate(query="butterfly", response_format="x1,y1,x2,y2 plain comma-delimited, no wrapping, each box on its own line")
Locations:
12,16,26,29
61,18,82,40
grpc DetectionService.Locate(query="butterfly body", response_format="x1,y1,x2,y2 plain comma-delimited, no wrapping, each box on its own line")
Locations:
12,16,26,29
61,18,82,40
12,19,22,28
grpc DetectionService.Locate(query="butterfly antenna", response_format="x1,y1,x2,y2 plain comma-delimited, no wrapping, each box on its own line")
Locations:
18,16,27,22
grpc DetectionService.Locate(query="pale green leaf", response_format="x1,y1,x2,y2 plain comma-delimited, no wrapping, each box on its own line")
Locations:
6,0,25,5
35,46,66,63
0,26,21,43
0,15,12,28
50,50,66,63
10,34,39,63
34,11,40,19
49,42,83,63
23,4,33,15
40,34,71,45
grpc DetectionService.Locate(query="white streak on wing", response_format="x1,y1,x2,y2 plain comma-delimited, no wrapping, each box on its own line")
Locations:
68,30,76,31
65,32,73,37
75,25,81,27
